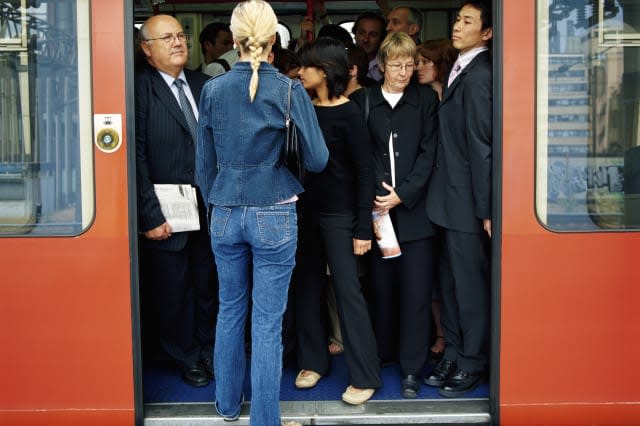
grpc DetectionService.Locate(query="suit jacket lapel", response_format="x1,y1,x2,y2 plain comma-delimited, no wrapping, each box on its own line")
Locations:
440,51,489,105
150,70,191,135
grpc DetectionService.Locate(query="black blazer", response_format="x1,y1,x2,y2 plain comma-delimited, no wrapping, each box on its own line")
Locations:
135,65,210,251
351,83,439,242
426,50,492,234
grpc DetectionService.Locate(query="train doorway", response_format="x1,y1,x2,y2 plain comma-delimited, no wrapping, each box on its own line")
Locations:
127,1,498,424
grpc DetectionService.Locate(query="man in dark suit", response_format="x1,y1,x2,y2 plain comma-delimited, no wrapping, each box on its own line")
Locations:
136,14,217,387
425,0,493,398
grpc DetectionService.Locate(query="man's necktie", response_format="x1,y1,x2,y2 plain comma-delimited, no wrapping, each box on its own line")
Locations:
447,63,462,88
174,79,198,143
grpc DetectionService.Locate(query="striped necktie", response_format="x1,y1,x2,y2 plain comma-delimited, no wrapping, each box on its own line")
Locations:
174,78,198,143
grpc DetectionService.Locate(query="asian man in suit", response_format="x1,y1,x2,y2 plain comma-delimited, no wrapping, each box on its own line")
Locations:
425,0,493,398
136,14,217,387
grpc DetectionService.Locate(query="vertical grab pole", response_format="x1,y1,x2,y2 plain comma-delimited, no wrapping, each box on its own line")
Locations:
306,0,314,41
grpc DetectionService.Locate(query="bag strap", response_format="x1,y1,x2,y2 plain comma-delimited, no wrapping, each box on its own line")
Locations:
286,78,292,130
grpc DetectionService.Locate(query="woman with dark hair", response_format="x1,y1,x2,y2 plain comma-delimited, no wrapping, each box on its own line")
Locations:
345,45,377,97
294,37,381,406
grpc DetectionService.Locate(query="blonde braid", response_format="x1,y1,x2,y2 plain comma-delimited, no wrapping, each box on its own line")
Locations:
230,0,278,102
247,36,263,101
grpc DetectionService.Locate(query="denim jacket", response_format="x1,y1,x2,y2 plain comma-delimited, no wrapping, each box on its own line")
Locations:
196,62,328,207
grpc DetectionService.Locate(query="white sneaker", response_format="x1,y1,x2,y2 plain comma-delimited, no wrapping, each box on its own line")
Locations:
282,422,302,426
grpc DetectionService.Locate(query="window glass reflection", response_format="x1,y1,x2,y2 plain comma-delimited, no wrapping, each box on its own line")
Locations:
0,0,93,236
537,0,640,230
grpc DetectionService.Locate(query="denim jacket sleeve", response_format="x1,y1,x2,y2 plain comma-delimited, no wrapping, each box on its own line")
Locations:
195,84,217,216
289,80,329,173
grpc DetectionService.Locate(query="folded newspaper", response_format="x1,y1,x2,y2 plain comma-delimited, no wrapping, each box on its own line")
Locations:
372,210,401,259
153,184,200,233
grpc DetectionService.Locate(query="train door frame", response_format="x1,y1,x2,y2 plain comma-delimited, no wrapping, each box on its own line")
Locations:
123,0,144,424
490,0,503,423
123,1,503,424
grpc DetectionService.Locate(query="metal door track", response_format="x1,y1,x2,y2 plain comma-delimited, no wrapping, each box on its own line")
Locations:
145,399,490,425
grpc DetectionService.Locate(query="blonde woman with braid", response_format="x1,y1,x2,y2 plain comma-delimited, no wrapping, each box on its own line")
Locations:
196,1,328,424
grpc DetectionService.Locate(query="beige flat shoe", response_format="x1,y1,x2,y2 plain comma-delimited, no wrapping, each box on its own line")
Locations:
341,385,375,405
294,369,322,389
282,422,301,426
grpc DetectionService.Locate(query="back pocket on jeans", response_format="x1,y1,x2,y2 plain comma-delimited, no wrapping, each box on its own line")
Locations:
211,206,232,237
256,211,291,246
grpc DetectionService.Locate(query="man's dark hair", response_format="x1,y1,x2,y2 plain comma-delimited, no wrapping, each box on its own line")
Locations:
297,37,350,99
405,7,423,29
198,22,231,53
318,24,354,48
461,0,492,30
352,11,387,38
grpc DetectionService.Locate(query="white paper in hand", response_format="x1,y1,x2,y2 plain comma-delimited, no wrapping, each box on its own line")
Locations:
153,184,200,232
372,210,401,259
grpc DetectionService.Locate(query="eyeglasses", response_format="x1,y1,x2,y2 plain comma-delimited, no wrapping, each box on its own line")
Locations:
145,32,187,44
386,62,416,72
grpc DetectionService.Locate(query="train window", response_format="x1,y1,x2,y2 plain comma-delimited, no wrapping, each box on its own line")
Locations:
0,0,93,236
536,0,640,231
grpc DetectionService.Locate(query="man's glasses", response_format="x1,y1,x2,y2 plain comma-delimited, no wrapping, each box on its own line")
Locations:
145,32,187,44
386,62,416,72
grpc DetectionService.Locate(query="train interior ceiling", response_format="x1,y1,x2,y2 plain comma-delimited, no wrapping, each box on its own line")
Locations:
133,0,491,425
134,1,462,69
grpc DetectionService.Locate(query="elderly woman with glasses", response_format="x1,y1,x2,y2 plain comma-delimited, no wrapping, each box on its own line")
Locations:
350,31,439,400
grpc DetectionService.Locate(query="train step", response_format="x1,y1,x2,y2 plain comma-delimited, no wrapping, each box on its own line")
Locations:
144,399,490,425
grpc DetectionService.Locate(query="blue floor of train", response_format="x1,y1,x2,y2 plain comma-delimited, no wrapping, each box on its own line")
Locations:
143,354,489,403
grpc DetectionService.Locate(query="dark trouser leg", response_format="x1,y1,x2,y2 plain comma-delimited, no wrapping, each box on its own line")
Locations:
144,245,200,366
397,238,433,376
441,229,490,374
190,228,218,367
369,244,399,365
295,215,330,375
320,214,381,389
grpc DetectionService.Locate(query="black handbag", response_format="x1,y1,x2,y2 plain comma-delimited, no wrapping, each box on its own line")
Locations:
282,78,305,184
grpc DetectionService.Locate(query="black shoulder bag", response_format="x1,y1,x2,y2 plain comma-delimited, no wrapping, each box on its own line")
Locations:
282,78,305,184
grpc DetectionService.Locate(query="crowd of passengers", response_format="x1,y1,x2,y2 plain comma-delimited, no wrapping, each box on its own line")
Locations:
135,1,493,424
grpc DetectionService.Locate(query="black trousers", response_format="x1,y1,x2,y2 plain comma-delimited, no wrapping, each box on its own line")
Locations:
140,227,218,367
295,212,381,389
369,237,434,377
438,228,490,374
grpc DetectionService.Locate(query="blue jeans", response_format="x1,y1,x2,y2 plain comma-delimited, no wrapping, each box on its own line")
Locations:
210,203,297,426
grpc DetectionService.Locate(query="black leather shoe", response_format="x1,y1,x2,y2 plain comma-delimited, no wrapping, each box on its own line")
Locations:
201,356,214,380
401,374,420,399
424,359,456,387
439,369,483,398
182,363,209,387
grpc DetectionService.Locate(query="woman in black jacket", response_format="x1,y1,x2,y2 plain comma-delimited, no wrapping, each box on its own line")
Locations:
350,31,439,399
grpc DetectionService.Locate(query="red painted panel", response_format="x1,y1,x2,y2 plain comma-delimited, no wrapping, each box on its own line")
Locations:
0,411,133,426
0,1,134,424
500,0,640,423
